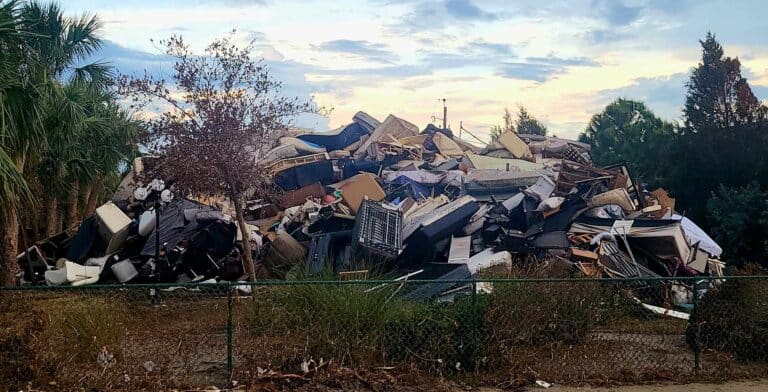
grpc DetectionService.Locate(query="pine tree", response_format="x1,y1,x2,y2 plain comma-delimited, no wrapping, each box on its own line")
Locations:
489,107,514,141
669,32,768,228
683,32,766,133
515,106,547,136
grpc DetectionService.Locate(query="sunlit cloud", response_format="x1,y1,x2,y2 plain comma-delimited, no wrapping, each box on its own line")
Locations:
65,0,768,140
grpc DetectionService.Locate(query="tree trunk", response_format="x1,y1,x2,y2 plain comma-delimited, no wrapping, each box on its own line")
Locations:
232,193,256,282
80,183,92,220
1,210,21,286
55,207,63,234
66,182,79,230
85,177,103,217
30,209,40,244
1,153,27,285
45,197,58,237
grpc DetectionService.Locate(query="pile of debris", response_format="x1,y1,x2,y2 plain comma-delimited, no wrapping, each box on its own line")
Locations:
17,112,724,310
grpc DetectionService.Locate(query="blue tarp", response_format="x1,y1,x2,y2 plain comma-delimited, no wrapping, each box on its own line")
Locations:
298,123,368,151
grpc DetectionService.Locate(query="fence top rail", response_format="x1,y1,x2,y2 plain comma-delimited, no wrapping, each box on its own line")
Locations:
1,275,766,291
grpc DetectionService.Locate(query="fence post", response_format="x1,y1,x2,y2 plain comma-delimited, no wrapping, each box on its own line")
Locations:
692,279,700,376
471,279,478,368
226,286,233,376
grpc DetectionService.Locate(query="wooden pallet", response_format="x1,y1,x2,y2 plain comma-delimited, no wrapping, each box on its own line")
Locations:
265,152,329,174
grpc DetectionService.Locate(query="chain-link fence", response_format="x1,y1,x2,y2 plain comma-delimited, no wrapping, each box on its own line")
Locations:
2,276,768,389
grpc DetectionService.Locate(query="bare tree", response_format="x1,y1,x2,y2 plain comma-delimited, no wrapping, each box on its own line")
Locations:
118,34,317,281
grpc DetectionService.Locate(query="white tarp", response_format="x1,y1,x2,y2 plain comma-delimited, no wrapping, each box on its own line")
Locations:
671,214,723,257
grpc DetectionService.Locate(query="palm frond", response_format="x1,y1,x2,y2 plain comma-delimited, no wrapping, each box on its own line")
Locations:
64,12,102,61
70,61,112,88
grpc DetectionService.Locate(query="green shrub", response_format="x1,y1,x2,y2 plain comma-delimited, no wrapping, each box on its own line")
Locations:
686,266,768,361
245,281,486,372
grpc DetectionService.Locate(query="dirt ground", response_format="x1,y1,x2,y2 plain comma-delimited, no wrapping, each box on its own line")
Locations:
498,380,768,391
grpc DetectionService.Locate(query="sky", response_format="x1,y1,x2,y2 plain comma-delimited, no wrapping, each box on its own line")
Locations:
65,0,768,141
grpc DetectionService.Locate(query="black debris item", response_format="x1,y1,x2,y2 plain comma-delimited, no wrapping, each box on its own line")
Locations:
507,195,543,231
416,196,479,243
339,159,383,180
541,185,594,232
307,209,355,234
178,220,238,280
402,263,472,300
500,229,529,253
66,216,98,263
482,224,503,244
351,200,403,259
189,220,237,256
141,199,214,257
396,240,441,268
307,234,332,275
135,259,157,282
530,231,570,249
218,252,244,281
274,160,335,191
307,231,353,275
334,245,354,273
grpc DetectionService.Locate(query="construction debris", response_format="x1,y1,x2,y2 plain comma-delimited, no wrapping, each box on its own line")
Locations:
17,111,725,317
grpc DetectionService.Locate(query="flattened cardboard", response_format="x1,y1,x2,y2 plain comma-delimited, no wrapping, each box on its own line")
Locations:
339,173,386,214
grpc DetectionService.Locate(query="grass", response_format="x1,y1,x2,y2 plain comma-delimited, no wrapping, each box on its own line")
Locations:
246,281,465,371
686,265,768,361
5,270,768,388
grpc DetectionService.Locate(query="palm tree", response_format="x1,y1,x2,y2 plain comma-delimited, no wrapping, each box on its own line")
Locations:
21,1,107,233
80,101,142,219
1,0,46,285
19,1,107,83
35,80,90,234
1,0,116,285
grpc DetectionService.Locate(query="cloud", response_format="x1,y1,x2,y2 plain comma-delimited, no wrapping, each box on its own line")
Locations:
525,55,599,67
388,0,502,34
83,40,173,77
595,72,689,120
591,0,642,26
245,30,267,42
418,40,515,70
89,41,329,129
313,39,396,63
496,55,600,82
584,28,636,44
444,0,497,20
496,63,561,83
308,64,426,78
465,40,515,56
